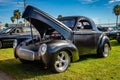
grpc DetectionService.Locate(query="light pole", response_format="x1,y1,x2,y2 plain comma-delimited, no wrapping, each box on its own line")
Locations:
24,0,26,10
24,0,27,27
16,0,27,27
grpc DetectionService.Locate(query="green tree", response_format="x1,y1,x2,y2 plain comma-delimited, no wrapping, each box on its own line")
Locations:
58,15,62,19
5,23,9,27
113,4,120,26
10,16,15,23
14,9,21,26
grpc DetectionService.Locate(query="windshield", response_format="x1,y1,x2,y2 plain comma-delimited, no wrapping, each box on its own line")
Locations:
1,27,13,34
59,19,75,29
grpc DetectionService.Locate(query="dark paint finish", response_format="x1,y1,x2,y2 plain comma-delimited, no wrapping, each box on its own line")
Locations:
40,40,79,65
14,5,111,72
22,6,72,40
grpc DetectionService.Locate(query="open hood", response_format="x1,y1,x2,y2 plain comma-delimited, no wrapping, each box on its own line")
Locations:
22,5,72,39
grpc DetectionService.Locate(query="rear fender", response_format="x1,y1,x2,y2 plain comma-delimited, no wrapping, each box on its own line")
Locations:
97,34,111,52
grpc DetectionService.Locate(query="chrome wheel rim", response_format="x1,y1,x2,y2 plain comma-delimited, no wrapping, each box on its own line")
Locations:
55,51,70,72
103,43,109,57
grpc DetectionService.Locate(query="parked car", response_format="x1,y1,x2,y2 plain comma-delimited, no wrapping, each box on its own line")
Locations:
97,26,108,32
0,26,38,48
116,30,120,43
14,5,111,73
97,26,120,43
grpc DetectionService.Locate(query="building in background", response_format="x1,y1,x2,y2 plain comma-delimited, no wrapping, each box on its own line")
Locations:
0,23,5,31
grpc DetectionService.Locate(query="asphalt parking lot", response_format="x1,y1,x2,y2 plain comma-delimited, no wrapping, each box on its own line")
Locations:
0,71,16,80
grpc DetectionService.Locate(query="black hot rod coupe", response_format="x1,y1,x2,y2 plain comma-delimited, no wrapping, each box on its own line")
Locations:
14,5,111,73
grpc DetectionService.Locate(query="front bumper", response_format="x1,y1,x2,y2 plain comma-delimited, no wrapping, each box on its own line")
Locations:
16,47,40,61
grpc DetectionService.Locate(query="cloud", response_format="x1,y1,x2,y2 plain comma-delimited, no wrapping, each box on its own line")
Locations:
12,1,24,8
0,0,15,6
0,0,5,2
0,16,8,23
79,0,99,4
109,0,120,4
0,0,24,8
0,16,8,20
16,2,24,5
0,0,12,3
0,0,23,4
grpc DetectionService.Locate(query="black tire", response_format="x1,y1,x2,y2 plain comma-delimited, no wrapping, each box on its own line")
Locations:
97,43,110,58
50,50,70,73
0,41,3,49
117,36,120,43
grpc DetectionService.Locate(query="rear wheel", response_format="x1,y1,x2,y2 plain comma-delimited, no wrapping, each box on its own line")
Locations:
0,41,3,49
51,50,70,73
117,36,120,43
98,43,110,58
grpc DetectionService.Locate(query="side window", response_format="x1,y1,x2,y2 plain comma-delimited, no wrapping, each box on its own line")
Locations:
77,19,92,30
77,22,83,29
61,19,75,29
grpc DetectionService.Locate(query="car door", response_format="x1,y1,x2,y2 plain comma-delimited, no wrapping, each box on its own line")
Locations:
73,19,97,55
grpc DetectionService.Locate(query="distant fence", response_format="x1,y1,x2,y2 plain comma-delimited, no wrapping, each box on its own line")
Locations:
97,23,120,27
8,23,26,27
97,23,116,27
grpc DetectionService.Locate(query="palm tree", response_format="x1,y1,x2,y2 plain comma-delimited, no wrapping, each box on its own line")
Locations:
10,16,15,24
14,9,21,26
5,23,9,27
113,4,120,26
58,15,62,19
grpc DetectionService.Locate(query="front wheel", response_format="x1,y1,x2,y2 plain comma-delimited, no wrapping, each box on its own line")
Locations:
97,43,110,58
51,50,70,73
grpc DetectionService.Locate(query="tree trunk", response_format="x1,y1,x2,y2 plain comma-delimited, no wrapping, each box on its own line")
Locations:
116,15,118,26
17,19,18,27
118,16,120,29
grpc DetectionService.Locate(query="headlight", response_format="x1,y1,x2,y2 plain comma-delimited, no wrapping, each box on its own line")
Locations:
38,44,47,55
13,39,18,48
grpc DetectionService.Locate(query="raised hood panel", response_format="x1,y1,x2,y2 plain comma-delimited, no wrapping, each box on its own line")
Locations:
22,5,72,39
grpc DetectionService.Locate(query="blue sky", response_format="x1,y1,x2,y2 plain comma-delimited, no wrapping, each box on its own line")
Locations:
0,0,120,24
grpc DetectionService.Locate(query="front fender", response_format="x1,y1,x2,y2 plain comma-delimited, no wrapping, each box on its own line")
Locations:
41,40,79,66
